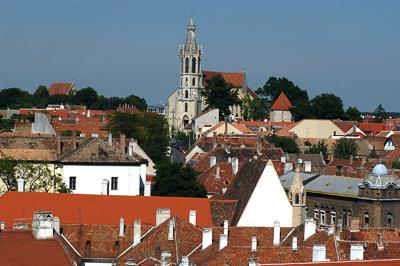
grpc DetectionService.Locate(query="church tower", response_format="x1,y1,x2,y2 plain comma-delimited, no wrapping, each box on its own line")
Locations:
289,164,306,226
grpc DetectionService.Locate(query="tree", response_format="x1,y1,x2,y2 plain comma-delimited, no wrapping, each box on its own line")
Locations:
0,156,19,191
374,104,387,122
345,106,362,122
242,96,268,121
291,99,314,121
152,162,206,197
333,138,358,159
267,135,300,153
75,87,99,107
0,88,33,109
310,93,345,119
33,85,49,99
305,141,329,161
124,94,147,111
201,75,241,118
0,115,14,132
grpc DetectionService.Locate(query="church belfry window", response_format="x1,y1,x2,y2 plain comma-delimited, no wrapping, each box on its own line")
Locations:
364,212,369,228
387,213,393,228
185,57,189,73
192,78,196,86
192,57,196,73
184,103,188,113
184,90,189,99
294,193,299,204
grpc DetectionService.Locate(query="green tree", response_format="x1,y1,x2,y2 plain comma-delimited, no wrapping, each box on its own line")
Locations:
0,88,33,109
201,75,241,118
0,115,14,132
0,156,19,191
242,96,268,121
152,162,206,197
267,135,300,153
33,85,49,99
123,95,147,110
333,138,358,159
291,99,314,121
74,87,99,107
345,106,362,122
305,141,329,161
311,93,345,119
373,104,387,122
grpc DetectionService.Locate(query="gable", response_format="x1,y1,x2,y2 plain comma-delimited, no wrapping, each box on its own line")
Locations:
290,120,346,139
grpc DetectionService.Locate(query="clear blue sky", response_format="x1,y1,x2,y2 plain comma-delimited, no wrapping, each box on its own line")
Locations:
1,0,399,111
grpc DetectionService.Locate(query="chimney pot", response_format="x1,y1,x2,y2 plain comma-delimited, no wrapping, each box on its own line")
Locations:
219,234,228,250
168,219,175,240
134,219,141,246
202,228,213,250
189,210,196,226
223,220,229,236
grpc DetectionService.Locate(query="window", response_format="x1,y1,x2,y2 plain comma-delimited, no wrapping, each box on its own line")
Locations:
198,58,201,73
184,103,188,113
342,210,348,227
331,212,336,225
295,193,300,204
314,209,319,220
192,57,196,73
320,210,326,225
184,90,189,99
364,212,369,228
185,57,189,73
69,176,76,190
111,177,118,190
192,77,196,86
387,213,393,228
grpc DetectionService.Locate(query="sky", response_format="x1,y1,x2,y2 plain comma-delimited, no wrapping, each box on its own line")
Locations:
0,0,399,112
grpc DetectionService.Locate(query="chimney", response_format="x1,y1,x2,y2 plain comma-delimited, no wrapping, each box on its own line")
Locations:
133,219,141,246
101,179,109,195
248,258,258,266
312,245,327,262
350,155,354,165
292,237,298,250
304,218,316,241
120,133,126,153
32,211,54,239
53,216,60,234
224,143,231,154
119,216,125,236
256,134,263,155
216,166,221,179
71,130,77,150
17,178,24,192
180,256,189,266
168,219,175,240
251,236,257,252
189,210,196,226
156,208,171,226
108,133,113,145
231,157,239,175
210,156,217,168
202,228,213,250
223,220,229,236
219,234,228,250
160,251,171,266
144,181,151,196
0,221,4,230
213,132,217,148
222,188,227,194
377,232,384,250
273,221,280,246
56,132,61,155
350,244,364,260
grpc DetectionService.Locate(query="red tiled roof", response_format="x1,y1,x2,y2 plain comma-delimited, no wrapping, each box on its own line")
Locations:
0,230,73,266
271,91,292,111
48,83,75,96
202,71,244,88
358,123,394,135
0,192,213,228
386,148,400,161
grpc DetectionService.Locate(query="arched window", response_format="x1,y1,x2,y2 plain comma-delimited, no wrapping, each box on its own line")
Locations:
330,211,336,225
198,58,201,73
184,102,188,113
181,58,183,73
342,210,348,227
183,115,189,127
192,77,196,86
387,213,393,228
364,212,369,228
184,90,189,99
185,57,189,73
295,193,299,204
192,57,196,73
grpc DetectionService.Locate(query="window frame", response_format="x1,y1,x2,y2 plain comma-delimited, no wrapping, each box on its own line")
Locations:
69,176,76,190
111,177,118,191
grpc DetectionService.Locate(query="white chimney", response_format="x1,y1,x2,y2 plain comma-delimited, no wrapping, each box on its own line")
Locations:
248,258,258,266
223,220,229,236
156,208,171,226
180,256,189,266
17,178,24,192
119,216,125,236
219,234,228,250
32,211,54,239
222,188,227,194
304,218,316,241
216,166,221,179
273,221,280,246
189,210,196,226
133,219,141,246
202,228,213,250
144,181,151,196
168,219,175,240
53,216,60,234
312,245,327,262
101,179,109,195
210,156,217,167
0,221,5,230
161,251,171,266
231,157,239,175
292,237,298,250
304,161,312,172
251,236,257,252
108,133,112,145
350,244,364,260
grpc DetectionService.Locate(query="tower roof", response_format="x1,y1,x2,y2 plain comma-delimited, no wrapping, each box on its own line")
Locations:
271,91,293,111
184,17,197,50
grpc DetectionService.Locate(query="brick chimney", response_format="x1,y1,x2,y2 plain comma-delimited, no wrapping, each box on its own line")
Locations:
120,133,126,153
202,228,213,250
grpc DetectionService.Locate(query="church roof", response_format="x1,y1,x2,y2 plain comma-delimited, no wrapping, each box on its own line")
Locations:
202,70,245,88
271,91,293,111
48,82,75,96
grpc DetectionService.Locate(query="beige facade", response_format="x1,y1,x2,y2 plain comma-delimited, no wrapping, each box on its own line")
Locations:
289,119,346,139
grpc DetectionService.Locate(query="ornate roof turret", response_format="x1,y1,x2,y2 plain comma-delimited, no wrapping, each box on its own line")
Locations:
184,17,197,51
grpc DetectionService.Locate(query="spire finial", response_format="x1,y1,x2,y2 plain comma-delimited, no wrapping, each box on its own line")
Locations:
189,16,194,26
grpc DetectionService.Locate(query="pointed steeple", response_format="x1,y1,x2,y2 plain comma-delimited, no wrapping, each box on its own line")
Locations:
185,17,197,50
291,164,304,192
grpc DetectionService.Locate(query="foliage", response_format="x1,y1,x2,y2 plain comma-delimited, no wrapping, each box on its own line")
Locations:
201,75,241,118
305,141,329,161
152,162,206,197
267,135,300,153
74,87,99,108
291,99,314,121
392,161,400,170
107,111,169,163
369,148,378,158
333,138,358,159
0,115,14,132
174,130,193,150
242,95,268,121
0,88,33,109
373,104,387,122
0,156,19,191
10,113,35,122
60,130,82,136
345,106,362,122
310,93,345,119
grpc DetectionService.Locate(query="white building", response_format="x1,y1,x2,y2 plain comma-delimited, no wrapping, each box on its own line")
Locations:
60,138,147,196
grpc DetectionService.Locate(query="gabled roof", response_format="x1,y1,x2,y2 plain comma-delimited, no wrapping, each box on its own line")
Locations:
48,82,75,96
0,192,213,228
271,91,292,111
358,123,393,135
0,230,73,266
60,138,144,164
202,70,245,88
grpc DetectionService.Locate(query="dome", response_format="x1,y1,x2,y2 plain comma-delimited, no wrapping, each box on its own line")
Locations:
372,163,388,176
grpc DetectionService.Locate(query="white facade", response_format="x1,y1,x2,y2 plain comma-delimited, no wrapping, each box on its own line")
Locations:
63,164,146,196
237,160,294,227
270,110,292,123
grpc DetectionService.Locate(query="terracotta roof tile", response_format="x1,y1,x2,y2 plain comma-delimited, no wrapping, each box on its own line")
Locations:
271,92,293,111
48,83,75,96
202,71,244,88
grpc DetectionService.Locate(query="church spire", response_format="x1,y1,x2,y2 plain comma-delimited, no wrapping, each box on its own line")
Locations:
185,17,197,50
